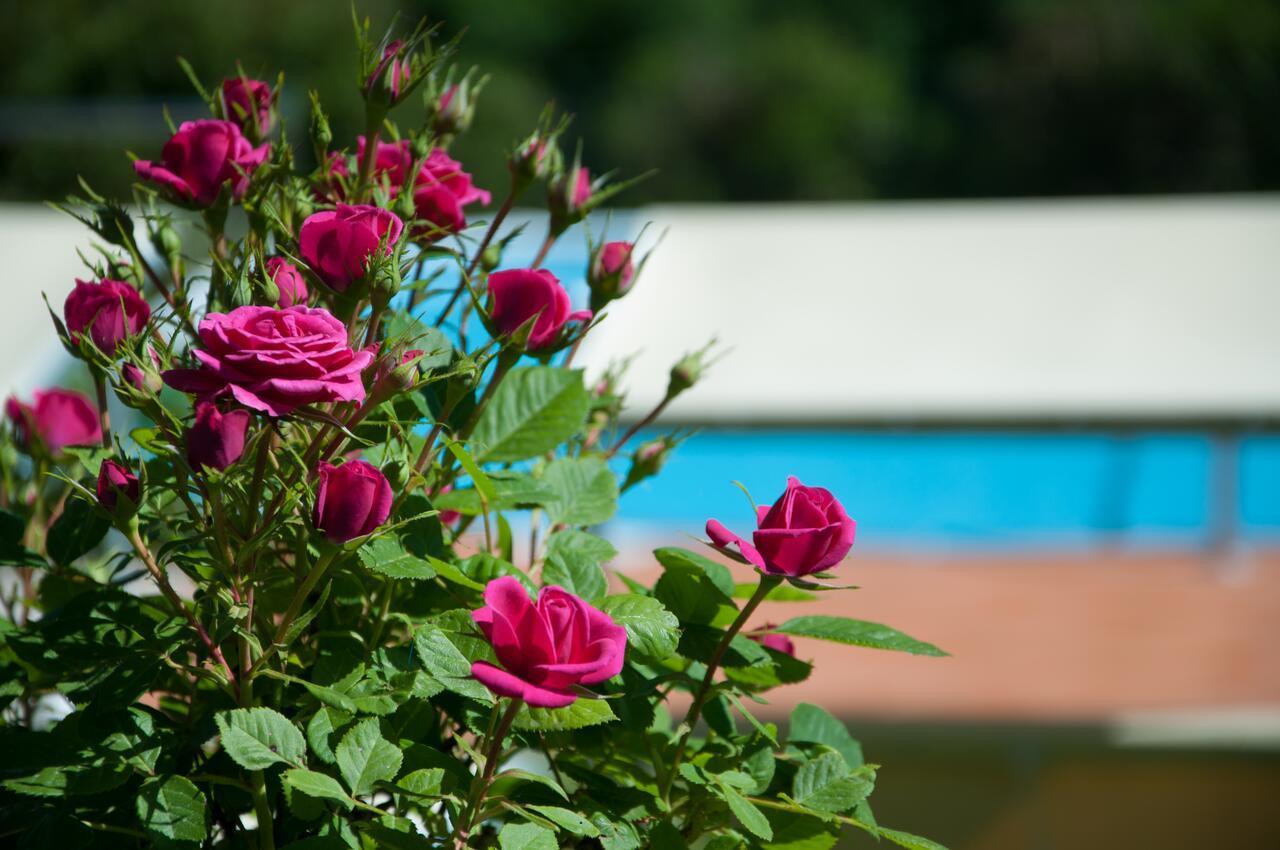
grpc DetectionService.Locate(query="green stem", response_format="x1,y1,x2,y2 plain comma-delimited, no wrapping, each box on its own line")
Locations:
253,548,340,673
452,698,523,849
660,574,780,802
92,370,111,449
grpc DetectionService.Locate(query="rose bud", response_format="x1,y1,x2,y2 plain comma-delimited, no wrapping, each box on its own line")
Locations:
6,389,102,454
121,348,163,395
96,459,140,515
549,166,593,234
220,76,274,136
298,204,404,292
134,119,270,207
748,625,796,657
264,257,308,308
163,305,374,417
366,40,412,106
435,484,460,526
510,135,559,186
470,576,627,707
411,149,490,240
63,279,151,356
487,269,592,352
427,71,485,137
622,437,675,492
186,401,251,472
706,476,856,578
312,460,394,544
588,241,636,311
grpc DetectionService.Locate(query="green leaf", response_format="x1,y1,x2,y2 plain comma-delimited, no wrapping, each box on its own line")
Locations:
542,530,612,603
789,703,864,769
793,752,874,814
735,582,817,602
599,594,680,661
306,706,352,765
775,616,947,656
282,768,354,810
358,537,437,580
136,775,208,844
434,471,556,515
759,808,839,850
215,707,306,770
716,779,773,840
526,805,600,837
878,827,951,850
540,457,618,526
391,767,445,798
45,498,110,566
655,567,736,626
514,698,617,732
426,556,486,590
498,822,558,850
654,547,736,597
0,508,45,568
413,622,494,703
336,718,403,795
472,366,590,462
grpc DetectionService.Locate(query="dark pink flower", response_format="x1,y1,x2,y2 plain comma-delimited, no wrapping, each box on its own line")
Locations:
162,305,374,417
706,476,856,578
63,279,151,356
264,257,308,308
367,40,411,101
313,460,393,543
134,119,269,207
220,76,273,135
298,204,404,292
436,484,460,526
749,626,796,657
570,168,592,208
487,269,591,351
6,390,102,453
412,149,490,239
96,459,140,511
470,576,627,707
186,401,251,471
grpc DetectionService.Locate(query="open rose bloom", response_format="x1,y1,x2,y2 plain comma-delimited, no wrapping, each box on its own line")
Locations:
707,476,856,577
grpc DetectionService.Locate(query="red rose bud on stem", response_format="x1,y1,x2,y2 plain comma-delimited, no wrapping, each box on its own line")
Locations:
134,119,269,207
186,401,251,472
487,268,591,352
63,279,151,356
6,390,102,454
470,576,627,707
365,39,413,109
97,459,140,517
312,460,393,544
264,257,308,307
220,76,274,137
549,166,592,235
588,240,636,311
298,204,404,293
707,476,856,578
426,69,487,138
748,624,796,657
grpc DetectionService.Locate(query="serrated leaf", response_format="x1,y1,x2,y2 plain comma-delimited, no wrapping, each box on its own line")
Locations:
540,457,618,526
775,616,946,656
526,805,600,836
136,775,208,844
390,767,445,797
793,752,874,814
336,718,403,795
717,779,773,840
878,827,951,850
282,768,354,810
654,547,736,597
472,366,590,462
541,532,609,603
358,537,437,580
413,623,494,703
498,821,558,850
789,703,864,769
599,594,679,660
734,582,817,602
46,498,110,566
215,707,306,770
513,698,617,732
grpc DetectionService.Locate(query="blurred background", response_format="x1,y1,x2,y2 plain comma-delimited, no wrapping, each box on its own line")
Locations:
3,1,1279,848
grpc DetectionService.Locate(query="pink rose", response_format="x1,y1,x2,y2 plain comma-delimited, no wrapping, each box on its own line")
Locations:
327,137,413,196
706,476,856,577
162,305,374,417
313,460,393,543
487,269,591,352
96,459,140,512
220,77,273,135
63,279,151,356
411,149,490,238
749,625,796,657
134,119,270,207
264,257,308,308
436,483,460,526
6,389,101,453
470,576,627,707
570,168,593,208
588,241,636,310
298,204,404,292
186,401,251,471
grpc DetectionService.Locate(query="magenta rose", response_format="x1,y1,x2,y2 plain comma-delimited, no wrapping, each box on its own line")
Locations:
63,279,151,356
470,576,627,708
487,269,591,351
706,476,856,577
264,257,308,308
134,119,269,207
96,459,140,512
220,77,273,135
6,389,101,453
312,460,393,543
412,149,490,238
327,137,413,197
186,401,251,472
749,625,796,657
162,305,374,417
298,204,404,292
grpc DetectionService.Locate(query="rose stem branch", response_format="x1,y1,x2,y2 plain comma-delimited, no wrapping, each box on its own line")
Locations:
605,395,672,460
659,574,780,802
251,547,340,675
530,230,555,269
125,527,238,693
354,123,381,202
92,370,112,449
362,302,385,349
453,698,523,849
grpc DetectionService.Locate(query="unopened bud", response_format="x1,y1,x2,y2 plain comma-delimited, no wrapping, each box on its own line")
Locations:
667,342,717,399
481,244,501,272
97,459,141,522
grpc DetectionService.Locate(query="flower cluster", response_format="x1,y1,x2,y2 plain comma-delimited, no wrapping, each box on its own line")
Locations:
0,15,945,850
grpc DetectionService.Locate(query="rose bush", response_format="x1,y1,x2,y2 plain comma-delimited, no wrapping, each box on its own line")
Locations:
0,14,946,850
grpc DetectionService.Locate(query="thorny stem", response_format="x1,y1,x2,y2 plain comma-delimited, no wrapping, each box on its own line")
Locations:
452,698,523,849
605,395,672,460
92,370,111,449
530,229,555,269
434,183,518,328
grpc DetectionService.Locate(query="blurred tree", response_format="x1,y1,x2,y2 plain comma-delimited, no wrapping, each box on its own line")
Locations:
1,0,1277,203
